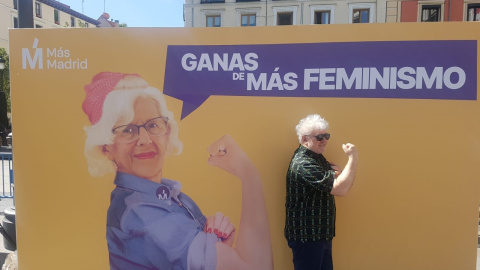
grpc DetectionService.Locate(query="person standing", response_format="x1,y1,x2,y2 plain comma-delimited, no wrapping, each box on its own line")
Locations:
285,114,358,270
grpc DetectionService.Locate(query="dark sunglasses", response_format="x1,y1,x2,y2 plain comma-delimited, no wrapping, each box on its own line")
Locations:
308,133,330,141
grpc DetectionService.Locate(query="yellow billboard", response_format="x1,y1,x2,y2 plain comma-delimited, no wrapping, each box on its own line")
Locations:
8,23,480,269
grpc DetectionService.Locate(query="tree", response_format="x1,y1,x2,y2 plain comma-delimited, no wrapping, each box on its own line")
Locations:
0,48,10,113
0,48,10,145
78,20,86,28
119,23,128,27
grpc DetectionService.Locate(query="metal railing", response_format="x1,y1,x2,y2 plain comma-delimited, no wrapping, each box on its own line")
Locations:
201,0,225,3
0,153,13,198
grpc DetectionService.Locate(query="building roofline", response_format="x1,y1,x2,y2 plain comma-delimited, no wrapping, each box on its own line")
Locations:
37,0,100,25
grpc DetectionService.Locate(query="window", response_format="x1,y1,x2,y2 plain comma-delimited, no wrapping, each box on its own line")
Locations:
13,17,18,28
349,3,374,23
13,0,17,10
277,12,293,25
241,14,256,26
273,6,297,26
421,5,441,22
202,10,224,27
315,11,331,24
353,9,370,23
311,5,335,24
237,8,260,26
206,15,221,27
467,4,480,21
35,2,41,18
71,16,76,27
85,22,89,28
54,10,59,25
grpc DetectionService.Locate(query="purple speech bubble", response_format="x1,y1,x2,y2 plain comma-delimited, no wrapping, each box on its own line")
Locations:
163,40,476,120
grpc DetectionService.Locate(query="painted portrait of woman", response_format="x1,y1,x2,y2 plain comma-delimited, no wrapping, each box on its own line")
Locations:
81,72,273,270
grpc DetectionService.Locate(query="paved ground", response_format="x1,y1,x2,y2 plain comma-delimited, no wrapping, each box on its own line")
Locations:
0,146,14,266
0,197,14,266
478,248,480,270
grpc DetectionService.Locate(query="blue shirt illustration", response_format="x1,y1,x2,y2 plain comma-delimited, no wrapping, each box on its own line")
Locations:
107,172,218,270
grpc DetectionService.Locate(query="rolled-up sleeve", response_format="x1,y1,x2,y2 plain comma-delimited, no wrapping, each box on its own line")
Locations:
120,204,216,270
187,231,218,270
291,159,335,192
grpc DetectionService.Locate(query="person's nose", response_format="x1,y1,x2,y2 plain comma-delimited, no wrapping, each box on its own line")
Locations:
136,127,152,145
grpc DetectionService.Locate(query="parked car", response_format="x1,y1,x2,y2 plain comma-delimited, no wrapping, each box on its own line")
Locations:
6,132,11,147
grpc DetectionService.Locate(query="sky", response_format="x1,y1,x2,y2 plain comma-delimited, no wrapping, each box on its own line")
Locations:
57,0,185,27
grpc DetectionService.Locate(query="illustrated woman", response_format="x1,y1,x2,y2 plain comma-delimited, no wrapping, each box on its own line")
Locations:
82,72,273,270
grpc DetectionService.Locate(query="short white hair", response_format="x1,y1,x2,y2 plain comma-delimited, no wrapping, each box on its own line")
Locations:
295,114,329,143
83,75,182,177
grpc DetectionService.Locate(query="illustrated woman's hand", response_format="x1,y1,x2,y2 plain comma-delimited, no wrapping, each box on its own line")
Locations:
205,212,236,247
207,134,257,180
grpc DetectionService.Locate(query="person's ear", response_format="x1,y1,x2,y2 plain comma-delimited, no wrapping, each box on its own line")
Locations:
100,145,114,161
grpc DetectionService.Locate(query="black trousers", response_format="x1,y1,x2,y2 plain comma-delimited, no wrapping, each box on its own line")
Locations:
288,239,333,270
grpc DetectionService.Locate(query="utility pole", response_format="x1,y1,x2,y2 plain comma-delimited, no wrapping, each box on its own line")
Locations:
18,0,34,28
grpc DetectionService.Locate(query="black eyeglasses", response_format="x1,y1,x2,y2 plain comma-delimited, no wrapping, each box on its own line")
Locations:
112,116,169,143
307,133,330,141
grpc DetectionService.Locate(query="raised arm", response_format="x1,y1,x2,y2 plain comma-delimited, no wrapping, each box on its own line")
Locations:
207,135,273,270
330,143,358,197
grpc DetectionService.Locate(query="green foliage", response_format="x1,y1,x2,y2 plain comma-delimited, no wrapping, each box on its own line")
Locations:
0,48,10,112
78,20,86,28
119,23,128,27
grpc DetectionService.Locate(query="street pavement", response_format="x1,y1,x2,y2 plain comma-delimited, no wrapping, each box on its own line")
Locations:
0,198,14,266
0,146,14,267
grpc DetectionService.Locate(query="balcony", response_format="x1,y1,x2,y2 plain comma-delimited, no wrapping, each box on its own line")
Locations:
201,0,225,3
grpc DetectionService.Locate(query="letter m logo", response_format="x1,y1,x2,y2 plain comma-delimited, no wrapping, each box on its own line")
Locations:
22,38,43,69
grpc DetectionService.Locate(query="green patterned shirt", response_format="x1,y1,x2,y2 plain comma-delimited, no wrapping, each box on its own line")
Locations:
284,145,336,242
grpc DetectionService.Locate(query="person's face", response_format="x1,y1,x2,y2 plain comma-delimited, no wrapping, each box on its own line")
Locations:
302,129,329,154
103,97,169,183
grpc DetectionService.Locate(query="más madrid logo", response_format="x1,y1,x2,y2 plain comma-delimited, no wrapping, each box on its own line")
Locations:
22,38,88,70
